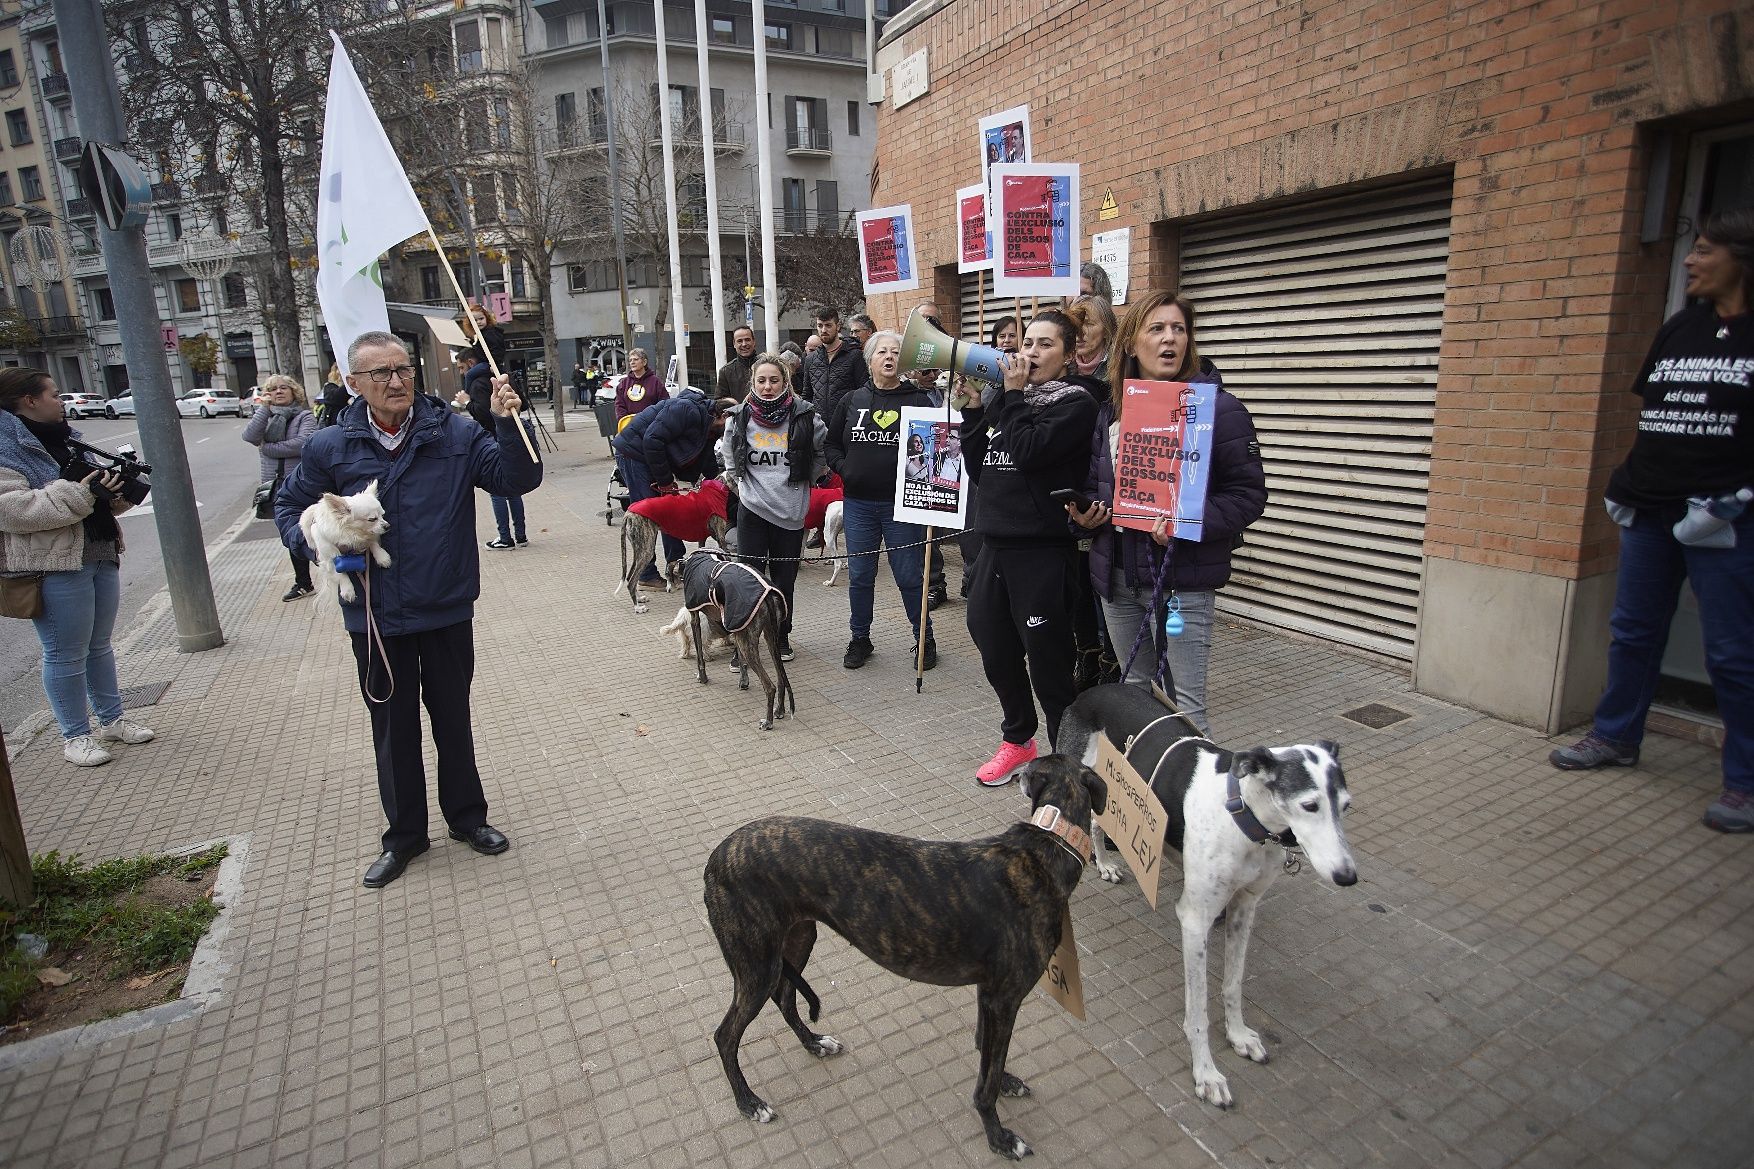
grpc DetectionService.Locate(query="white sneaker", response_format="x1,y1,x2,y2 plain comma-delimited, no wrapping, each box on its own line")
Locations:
64,735,113,767
96,717,155,745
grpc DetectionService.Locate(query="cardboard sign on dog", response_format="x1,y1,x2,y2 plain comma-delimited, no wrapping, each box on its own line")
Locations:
1038,907,1084,1020
1093,736,1169,907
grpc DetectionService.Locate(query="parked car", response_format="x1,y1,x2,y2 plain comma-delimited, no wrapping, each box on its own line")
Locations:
175,389,242,418
238,385,267,418
62,393,110,420
104,394,135,419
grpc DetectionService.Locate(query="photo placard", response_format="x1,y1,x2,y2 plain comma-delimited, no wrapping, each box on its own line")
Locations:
854,205,920,294
978,105,1032,230
892,406,968,529
1113,379,1218,540
992,163,1080,299
956,184,992,273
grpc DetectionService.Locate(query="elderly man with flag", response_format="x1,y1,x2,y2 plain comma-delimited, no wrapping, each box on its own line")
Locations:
276,33,542,890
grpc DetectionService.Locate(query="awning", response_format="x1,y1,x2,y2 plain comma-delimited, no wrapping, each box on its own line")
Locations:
426,314,471,348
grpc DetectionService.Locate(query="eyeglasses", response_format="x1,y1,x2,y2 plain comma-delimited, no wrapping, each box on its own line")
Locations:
358,365,416,385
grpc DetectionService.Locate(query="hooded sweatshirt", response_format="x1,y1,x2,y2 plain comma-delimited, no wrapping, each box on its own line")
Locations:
824,378,940,501
961,375,1100,544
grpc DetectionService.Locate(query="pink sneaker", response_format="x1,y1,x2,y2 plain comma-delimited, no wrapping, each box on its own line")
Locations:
977,739,1038,786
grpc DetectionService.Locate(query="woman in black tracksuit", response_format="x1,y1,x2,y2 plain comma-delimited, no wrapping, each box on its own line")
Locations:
961,303,1102,785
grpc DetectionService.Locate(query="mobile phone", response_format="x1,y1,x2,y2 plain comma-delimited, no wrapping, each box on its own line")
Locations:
1049,488,1093,511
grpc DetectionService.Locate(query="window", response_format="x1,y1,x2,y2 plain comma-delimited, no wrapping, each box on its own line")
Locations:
587,87,607,141
18,166,41,201
493,97,511,148
455,20,482,74
166,212,182,240
710,15,735,43
483,17,505,69
764,22,791,50
222,273,247,309
681,254,709,287
43,41,62,75
6,110,30,146
815,180,839,224
452,262,474,298
0,173,11,206
175,278,201,314
568,264,589,293
464,101,490,152
847,100,859,137
420,266,442,301
781,177,806,231
543,14,569,48
474,174,498,223
93,287,115,321
0,50,16,88
510,261,526,299
555,92,576,130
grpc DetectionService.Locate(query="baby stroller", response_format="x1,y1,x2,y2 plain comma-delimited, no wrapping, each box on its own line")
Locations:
605,464,631,526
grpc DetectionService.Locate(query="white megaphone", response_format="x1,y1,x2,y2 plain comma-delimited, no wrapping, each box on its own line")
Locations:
899,308,1008,384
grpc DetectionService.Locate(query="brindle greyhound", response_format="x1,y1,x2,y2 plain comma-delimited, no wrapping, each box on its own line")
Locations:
703,755,1107,1159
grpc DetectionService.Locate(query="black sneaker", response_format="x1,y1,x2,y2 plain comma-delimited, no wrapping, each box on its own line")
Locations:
915,639,938,670
515,535,529,546
843,636,874,669
485,538,516,550
927,585,949,611
282,584,315,602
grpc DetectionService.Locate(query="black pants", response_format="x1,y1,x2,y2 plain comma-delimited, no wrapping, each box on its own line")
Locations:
966,542,1079,748
290,550,312,590
351,621,489,854
737,508,803,639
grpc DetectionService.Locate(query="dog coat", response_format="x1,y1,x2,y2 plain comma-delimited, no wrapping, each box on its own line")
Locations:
683,551,787,634
629,479,729,542
805,474,843,531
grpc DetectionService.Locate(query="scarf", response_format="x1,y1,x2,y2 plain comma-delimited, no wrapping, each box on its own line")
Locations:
0,408,64,488
263,404,299,443
1022,377,1087,411
747,389,793,429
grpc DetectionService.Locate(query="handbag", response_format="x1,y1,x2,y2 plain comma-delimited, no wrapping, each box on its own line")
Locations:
254,458,286,520
0,573,44,620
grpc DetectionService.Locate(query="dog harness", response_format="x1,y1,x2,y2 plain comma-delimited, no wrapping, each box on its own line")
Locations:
682,550,788,634
1026,805,1091,864
1120,718,1300,851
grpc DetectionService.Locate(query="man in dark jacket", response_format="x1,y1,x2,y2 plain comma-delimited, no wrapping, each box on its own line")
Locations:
275,331,542,890
716,325,758,401
801,304,867,425
612,387,730,582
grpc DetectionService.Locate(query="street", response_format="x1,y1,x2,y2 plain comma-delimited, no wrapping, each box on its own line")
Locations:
0,414,260,738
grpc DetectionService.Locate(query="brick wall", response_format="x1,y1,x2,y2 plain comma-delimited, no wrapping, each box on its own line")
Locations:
874,0,1754,581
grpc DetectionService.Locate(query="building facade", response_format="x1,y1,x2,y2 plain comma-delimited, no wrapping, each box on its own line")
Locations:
526,0,893,380
871,0,1753,734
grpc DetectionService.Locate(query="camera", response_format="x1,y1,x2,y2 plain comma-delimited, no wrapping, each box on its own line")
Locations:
60,437,152,506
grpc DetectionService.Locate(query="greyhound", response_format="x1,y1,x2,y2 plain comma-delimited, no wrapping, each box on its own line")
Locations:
680,550,795,730
1056,683,1358,1109
820,499,846,587
703,754,1106,1160
617,480,731,614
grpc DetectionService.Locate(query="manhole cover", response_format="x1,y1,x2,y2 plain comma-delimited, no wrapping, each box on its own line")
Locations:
119,681,172,709
1340,702,1410,728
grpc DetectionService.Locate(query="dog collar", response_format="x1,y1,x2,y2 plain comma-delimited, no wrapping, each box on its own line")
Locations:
1027,805,1092,864
1224,767,1299,850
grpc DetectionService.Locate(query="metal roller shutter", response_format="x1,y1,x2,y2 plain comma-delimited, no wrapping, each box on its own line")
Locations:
1178,179,1451,659
955,270,1030,344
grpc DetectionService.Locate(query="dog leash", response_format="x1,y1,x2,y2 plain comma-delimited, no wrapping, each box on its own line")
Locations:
347,560,394,705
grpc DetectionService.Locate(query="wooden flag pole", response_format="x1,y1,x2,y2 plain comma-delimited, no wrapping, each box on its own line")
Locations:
427,226,539,463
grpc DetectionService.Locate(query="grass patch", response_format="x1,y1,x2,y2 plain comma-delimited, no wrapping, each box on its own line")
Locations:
0,843,228,1026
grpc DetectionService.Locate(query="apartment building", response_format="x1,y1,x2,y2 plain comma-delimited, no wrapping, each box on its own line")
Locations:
525,0,894,378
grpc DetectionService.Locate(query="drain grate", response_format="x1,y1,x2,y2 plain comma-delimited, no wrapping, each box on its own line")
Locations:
119,680,173,709
1340,702,1411,729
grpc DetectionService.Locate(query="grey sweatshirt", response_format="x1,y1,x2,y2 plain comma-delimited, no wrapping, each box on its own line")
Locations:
717,399,828,528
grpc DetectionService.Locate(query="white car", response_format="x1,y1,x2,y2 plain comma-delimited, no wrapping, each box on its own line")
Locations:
62,393,109,420
176,389,242,418
104,394,135,419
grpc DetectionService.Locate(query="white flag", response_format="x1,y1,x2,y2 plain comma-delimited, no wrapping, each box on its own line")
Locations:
317,31,429,376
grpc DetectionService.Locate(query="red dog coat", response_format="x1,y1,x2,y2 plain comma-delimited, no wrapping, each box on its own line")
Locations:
628,478,730,542
805,474,844,531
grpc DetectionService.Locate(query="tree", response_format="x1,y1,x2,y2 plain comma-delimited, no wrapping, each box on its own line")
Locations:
707,227,866,328
178,334,221,388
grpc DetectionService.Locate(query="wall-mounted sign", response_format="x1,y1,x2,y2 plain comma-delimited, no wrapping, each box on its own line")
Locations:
892,49,929,109
161,325,179,353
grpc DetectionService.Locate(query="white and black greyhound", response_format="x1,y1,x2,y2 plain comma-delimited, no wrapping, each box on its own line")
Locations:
1056,683,1358,1108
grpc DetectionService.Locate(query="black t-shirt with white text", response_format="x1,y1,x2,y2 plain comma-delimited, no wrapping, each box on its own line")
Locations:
1607,302,1754,508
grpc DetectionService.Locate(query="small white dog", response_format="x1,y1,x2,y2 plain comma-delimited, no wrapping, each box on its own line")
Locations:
658,605,734,661
821,500,845,587
300,480,392,603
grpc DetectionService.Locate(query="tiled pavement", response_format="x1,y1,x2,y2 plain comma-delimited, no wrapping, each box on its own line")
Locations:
2,423,1751,1169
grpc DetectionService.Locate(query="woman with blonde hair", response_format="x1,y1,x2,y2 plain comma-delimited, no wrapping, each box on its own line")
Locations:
243,373,320,599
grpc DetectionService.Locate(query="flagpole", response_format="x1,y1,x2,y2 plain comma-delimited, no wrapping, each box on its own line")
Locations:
428,225,539,462
694,0,727,372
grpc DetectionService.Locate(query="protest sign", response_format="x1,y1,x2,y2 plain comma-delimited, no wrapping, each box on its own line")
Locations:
992,163,1080,299
855,205,919,294
1113,379,1217,540
893,405,968,529
1037,906,1084,1019
1093,736,1169,907
978,105,1031,229
956,184,991,273
1090,227,1129,305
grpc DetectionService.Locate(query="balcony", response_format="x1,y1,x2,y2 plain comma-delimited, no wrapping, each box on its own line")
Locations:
53,135,81,162
150,181,180,202
547,121,609,154
27,315,83,340
775,208,853,237
66,197,93,220
71,245,104,276
40,72,69,100
194,174,228,197
784,127,831,158
647,121,747,155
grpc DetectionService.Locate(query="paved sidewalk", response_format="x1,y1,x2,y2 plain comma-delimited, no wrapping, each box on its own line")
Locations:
1,425,1750,1169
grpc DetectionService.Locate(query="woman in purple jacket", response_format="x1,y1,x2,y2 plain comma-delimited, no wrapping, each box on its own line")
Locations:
1070,291,1266,734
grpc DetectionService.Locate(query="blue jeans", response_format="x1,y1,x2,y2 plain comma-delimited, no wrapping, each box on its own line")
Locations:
30,561,124,739
491,494,526,542
616,454,683,576
841,496,930,641
1098,565,1216,734
1593,508,1754,793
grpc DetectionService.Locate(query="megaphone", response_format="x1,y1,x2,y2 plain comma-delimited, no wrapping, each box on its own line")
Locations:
899,308,1008,383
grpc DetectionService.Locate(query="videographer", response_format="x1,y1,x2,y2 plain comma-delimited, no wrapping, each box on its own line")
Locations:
0,367,155,767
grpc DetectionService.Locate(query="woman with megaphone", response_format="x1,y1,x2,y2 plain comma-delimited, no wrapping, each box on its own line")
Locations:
960,303,1103,786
